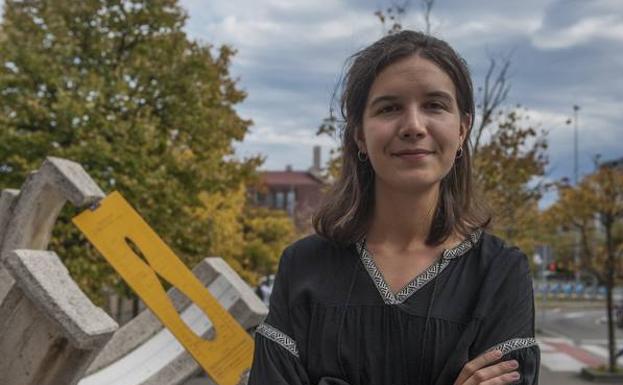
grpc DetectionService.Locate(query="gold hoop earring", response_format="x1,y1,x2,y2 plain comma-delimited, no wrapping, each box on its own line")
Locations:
455,147,464,159
357,150,368,162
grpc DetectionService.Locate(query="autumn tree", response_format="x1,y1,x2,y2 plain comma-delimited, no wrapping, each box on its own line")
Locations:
197,187,296,284
546,164,623,371
0,0,294,306
591,165,623,372
472,108,548,254
242,206,297,278
543,179,597,276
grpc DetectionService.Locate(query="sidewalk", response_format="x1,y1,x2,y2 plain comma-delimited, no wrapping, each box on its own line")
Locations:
537,332,623,384
535,298,607,309
540,368,592,384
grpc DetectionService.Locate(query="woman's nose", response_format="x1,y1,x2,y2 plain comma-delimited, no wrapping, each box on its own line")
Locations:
398,107,426,140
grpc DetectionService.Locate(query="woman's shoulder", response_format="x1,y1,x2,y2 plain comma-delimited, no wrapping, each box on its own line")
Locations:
277,234,358,301
474,230,530,272
281,233,356,270
469,231,535,314
286,233,337,253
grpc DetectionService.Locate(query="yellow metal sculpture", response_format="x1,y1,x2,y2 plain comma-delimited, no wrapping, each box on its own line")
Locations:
73,191,253,385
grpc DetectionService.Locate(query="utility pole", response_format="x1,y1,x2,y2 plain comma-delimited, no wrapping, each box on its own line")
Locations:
573,105,581,284
574,105,579,185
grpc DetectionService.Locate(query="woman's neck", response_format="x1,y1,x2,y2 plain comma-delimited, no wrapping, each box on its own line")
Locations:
366,180,440,251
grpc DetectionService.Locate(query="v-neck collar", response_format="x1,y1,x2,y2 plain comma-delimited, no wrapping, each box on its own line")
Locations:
356,229,483,305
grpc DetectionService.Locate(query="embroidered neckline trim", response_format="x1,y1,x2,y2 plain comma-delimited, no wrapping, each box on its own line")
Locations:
356,229,483,305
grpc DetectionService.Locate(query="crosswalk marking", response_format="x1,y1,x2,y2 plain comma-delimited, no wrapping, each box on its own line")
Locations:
538,337,605,372
562,311,591,319
580,344,623,365
540,352,585,372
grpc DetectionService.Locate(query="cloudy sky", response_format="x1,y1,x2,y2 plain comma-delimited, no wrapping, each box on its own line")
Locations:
180,0,622,206
0,0,619,206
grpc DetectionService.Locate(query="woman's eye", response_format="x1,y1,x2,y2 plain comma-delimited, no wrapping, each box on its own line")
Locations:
427,101,447,111
378,105,399,114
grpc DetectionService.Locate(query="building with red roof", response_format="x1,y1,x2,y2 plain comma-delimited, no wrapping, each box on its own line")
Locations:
250,146,326,230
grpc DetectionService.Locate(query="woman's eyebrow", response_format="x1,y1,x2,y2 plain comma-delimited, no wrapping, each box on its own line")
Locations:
368,90,455,109
368,95,399,108
426,91,454,103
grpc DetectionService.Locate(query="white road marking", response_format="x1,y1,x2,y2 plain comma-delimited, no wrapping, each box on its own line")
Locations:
580,344,623,365
538,336,574,345
563,312,590,319
580,339,623,345
540,352,585,372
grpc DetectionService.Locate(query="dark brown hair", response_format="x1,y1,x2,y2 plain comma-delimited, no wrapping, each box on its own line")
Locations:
313,30,490,246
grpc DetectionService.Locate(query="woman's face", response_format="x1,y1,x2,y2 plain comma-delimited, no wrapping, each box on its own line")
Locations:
358,55,468,194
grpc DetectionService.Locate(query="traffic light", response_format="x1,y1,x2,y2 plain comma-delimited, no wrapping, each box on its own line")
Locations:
548,261,557,272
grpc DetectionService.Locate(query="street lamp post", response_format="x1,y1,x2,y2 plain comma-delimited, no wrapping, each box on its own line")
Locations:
573,105,581,285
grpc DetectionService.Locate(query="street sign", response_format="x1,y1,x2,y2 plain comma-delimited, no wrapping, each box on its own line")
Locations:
73,192,253,385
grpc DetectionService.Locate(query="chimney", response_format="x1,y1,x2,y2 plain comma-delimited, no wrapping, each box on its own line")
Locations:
285,164,292,172
313,145,321,171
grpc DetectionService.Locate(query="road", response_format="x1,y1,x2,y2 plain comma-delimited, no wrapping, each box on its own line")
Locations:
536,301,623,384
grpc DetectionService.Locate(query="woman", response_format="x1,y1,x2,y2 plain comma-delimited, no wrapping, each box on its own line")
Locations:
248,30,540,385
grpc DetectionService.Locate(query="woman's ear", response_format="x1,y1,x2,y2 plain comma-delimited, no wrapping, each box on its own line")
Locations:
459,113,471,147
355,127,367,153
356,140,366,154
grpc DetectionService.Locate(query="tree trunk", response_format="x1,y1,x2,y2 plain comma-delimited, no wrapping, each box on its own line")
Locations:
605,219,617,372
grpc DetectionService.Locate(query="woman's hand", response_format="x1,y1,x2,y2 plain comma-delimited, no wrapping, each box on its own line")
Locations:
453,349,520,385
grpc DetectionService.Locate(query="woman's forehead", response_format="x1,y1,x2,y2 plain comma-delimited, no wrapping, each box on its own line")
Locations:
369,56,457,99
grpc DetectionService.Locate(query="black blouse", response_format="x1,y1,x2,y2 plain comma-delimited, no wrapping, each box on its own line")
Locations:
248,230,540,385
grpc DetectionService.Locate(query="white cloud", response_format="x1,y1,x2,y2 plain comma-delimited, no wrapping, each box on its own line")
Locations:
439,15,542,48
244,124,335,146
533,14,623,49
192,0,621,174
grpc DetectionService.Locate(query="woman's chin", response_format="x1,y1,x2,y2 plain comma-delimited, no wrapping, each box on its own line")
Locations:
383,178,441,194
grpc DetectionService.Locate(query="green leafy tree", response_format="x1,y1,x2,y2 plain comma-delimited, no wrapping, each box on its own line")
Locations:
0,0,263,305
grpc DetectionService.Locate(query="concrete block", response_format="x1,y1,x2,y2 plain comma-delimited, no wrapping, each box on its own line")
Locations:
0,157,105,335
0,188,19,245
1,157,104,257
0,157,265,385
0,266,19,330
80,257,267,385
1,249,118,385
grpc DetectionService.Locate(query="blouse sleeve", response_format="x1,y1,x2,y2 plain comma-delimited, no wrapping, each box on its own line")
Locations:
469,249,540,385
248,246,311,385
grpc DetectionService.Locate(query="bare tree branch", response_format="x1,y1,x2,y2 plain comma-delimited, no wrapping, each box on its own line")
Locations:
473,54,512,155
374,0,413,35
421,0,435,34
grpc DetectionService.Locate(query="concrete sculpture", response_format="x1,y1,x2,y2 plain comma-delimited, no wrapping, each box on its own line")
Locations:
0,157,267,385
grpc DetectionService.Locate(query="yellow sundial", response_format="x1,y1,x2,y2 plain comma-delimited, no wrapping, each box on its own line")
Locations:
73,191,253,385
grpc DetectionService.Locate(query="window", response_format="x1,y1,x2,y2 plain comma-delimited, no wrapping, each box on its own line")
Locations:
275,191,285,209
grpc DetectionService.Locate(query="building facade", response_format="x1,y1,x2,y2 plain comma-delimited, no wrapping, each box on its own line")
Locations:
250,146,326,230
